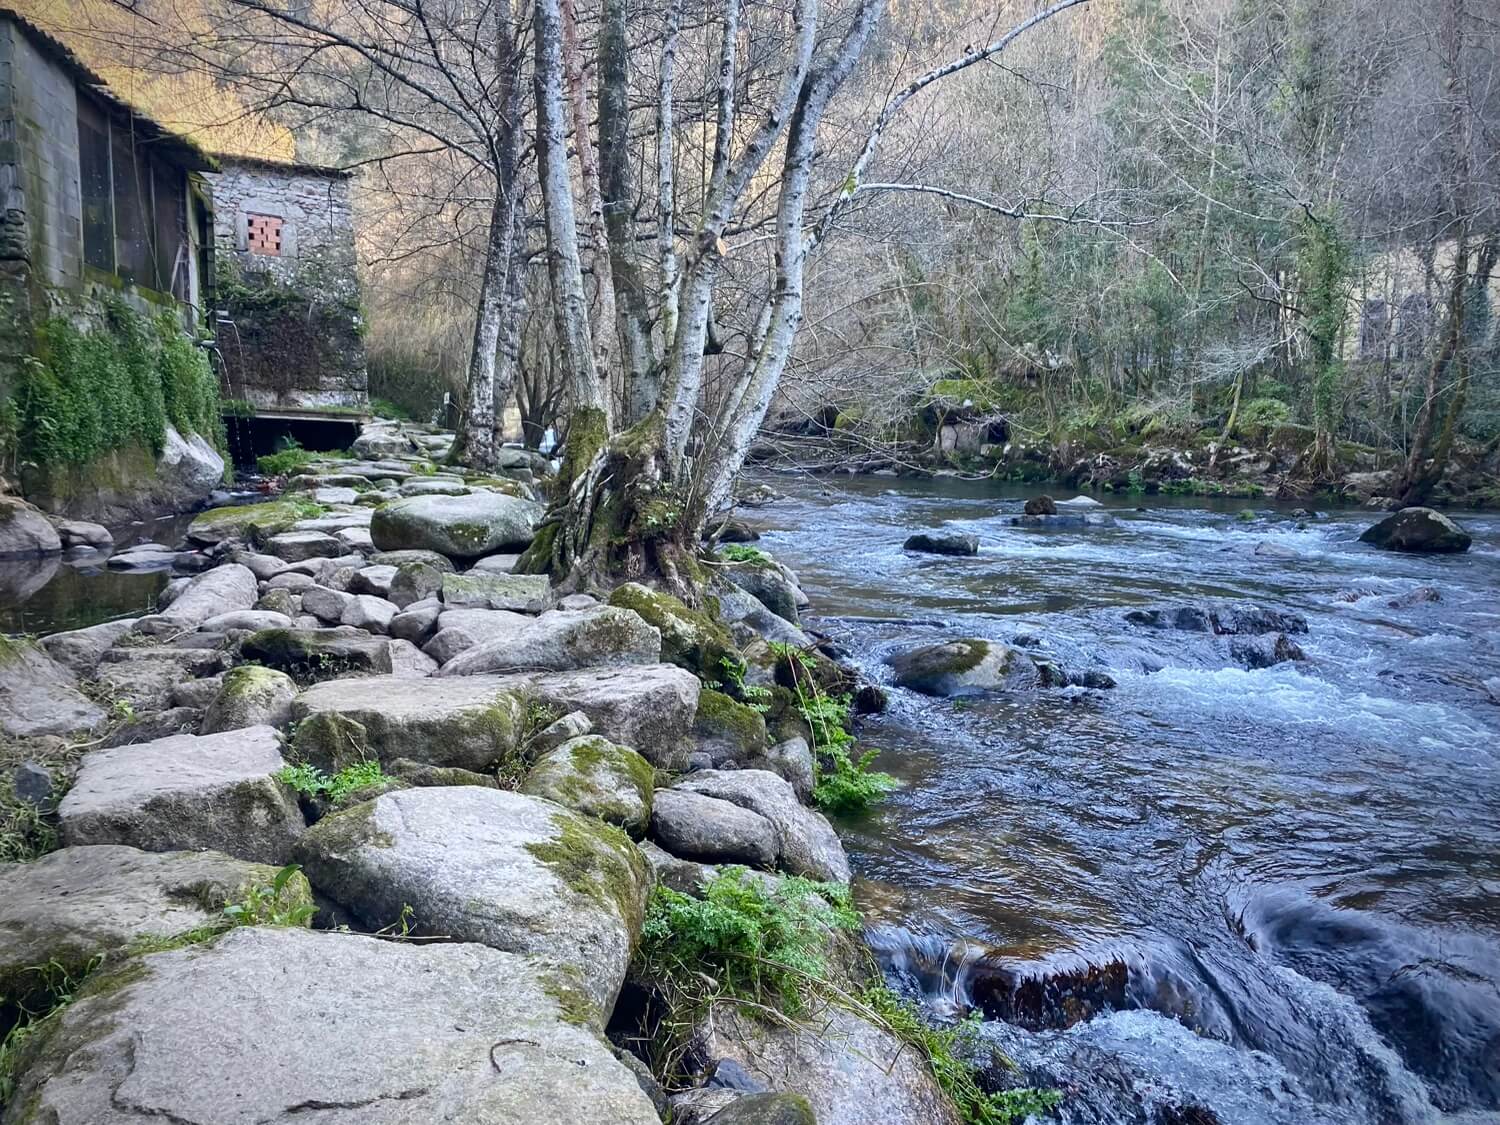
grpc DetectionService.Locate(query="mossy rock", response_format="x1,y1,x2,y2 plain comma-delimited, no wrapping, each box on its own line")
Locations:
186,499,323,547
521,735,654,837
884,638,1033,697
607,582,735,678
694,687,768,764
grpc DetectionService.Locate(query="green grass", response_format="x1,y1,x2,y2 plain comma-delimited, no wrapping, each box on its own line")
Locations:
0,957,99,1105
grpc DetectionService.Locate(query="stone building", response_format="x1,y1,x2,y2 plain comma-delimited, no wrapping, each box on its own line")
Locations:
0,9,225,522
205,156,368,421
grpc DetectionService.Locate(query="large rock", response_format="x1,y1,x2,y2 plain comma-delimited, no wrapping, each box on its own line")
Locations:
199,610,294,633
695,1003,961,1125
695,688,769,766
1123,602,1308,635
442,571,552,611
7,926,660,1125
370,491,546,559
93,647,230,712
607,582,734,677
341,593,398,634
885,638,1032,697
58,726,303,863
149,563,258,629
514,665,701,770
721,562,804,625
438,607,661,675
153,424,225,511
295,787,650,1022
650,789,778,868
423,607,533,663
291,674,524,772
186,499,321,547
263,530,343,562
201,666,298,733
38,618,137,677
240,627,394,680
369,548,456,572
0,496,62,557
0,637,105,737
1359,506,1472,553
521,735,654,836
673,770,849,882
902,532,978,556
0,845,311,1011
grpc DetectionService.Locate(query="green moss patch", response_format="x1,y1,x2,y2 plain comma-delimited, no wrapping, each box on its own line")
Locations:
607,582,735,678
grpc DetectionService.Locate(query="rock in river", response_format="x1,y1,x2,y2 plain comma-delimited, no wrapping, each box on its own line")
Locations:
437,606,660,675
0,496,62,557
295,786,650,1023
7,926,661,1125
370,491,546,559
1359,506,1471,554
673,769,849,882
885,637,1035,698
903,532,979,556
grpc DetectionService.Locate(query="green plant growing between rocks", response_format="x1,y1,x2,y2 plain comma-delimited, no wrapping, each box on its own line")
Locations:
0,956,100,1106
862,983,1062,1125
635,867,859,1077
771,643,895,814
256,438,318,478
221,863,318,928
0,776,57,863
719,544,772,566
275,761,389,805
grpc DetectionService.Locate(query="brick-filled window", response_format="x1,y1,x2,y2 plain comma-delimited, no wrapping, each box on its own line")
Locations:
246,213,284,255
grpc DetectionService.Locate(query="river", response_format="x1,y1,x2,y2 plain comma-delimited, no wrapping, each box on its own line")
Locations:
750,473,1500,1125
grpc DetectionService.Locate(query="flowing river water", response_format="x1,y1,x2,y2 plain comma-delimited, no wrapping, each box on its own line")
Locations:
750,473,1500,1125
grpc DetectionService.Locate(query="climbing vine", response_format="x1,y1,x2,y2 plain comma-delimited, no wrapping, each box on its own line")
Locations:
8,298,221,470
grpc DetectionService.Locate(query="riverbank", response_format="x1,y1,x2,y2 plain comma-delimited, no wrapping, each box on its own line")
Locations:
0,421,1054,1125
753,411,1500,510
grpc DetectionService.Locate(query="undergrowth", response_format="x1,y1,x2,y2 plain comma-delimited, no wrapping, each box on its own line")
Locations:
634,867,859,1076
771,642,895,814
0,776,56,863
256,437,318,478
0,958,98,1107
275,760,388,804
719,544,773,565
12,299,221,470
863,984,1063,1125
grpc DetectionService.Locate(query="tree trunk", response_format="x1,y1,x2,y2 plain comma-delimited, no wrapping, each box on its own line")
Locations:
450,190,510,470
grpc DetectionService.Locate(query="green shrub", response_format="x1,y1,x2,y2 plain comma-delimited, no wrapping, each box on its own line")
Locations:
863,983,1063,1125
720,544,773,565
256,438,317,478
1238,397,1291,431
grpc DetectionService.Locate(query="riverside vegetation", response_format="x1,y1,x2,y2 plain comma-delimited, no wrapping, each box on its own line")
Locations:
0,416,1065,1125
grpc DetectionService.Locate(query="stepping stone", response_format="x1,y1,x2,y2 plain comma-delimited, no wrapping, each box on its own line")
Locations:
436,607,659,675
59,726,303,864
294,787,650,1023
0,845,311,1012
0,638,105,737
441,571,551,611
264,530,343,562
8,927,660,1124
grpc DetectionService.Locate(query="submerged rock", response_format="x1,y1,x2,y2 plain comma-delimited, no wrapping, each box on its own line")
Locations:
903,532,979,556
1024,495,1058,516
59,725,303,863
1228,633,1307,670
295,786,650,1023
7,927,660,1123
1124,602,1308,636
1359,506,1471,553
369,491,546,559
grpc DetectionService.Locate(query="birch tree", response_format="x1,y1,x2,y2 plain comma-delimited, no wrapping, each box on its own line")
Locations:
520,0,1093,593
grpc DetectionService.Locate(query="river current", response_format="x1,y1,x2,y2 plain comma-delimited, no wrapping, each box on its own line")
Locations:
751,473,1500,1125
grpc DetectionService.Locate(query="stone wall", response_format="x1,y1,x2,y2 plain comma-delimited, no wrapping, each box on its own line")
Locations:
206,158,368,412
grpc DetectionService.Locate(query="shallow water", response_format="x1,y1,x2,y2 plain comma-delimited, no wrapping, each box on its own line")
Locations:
753,473,1500,1124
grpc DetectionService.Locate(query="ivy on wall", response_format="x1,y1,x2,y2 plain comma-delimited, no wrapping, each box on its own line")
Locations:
9,299,222,470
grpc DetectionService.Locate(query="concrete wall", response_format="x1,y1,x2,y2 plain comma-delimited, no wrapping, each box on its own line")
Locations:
5,24,82,290
206,159,368,411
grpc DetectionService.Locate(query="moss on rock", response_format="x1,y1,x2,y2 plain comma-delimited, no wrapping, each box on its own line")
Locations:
521,736,653,837
607,582,735,678
694,688,768,762
525,811,650,938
